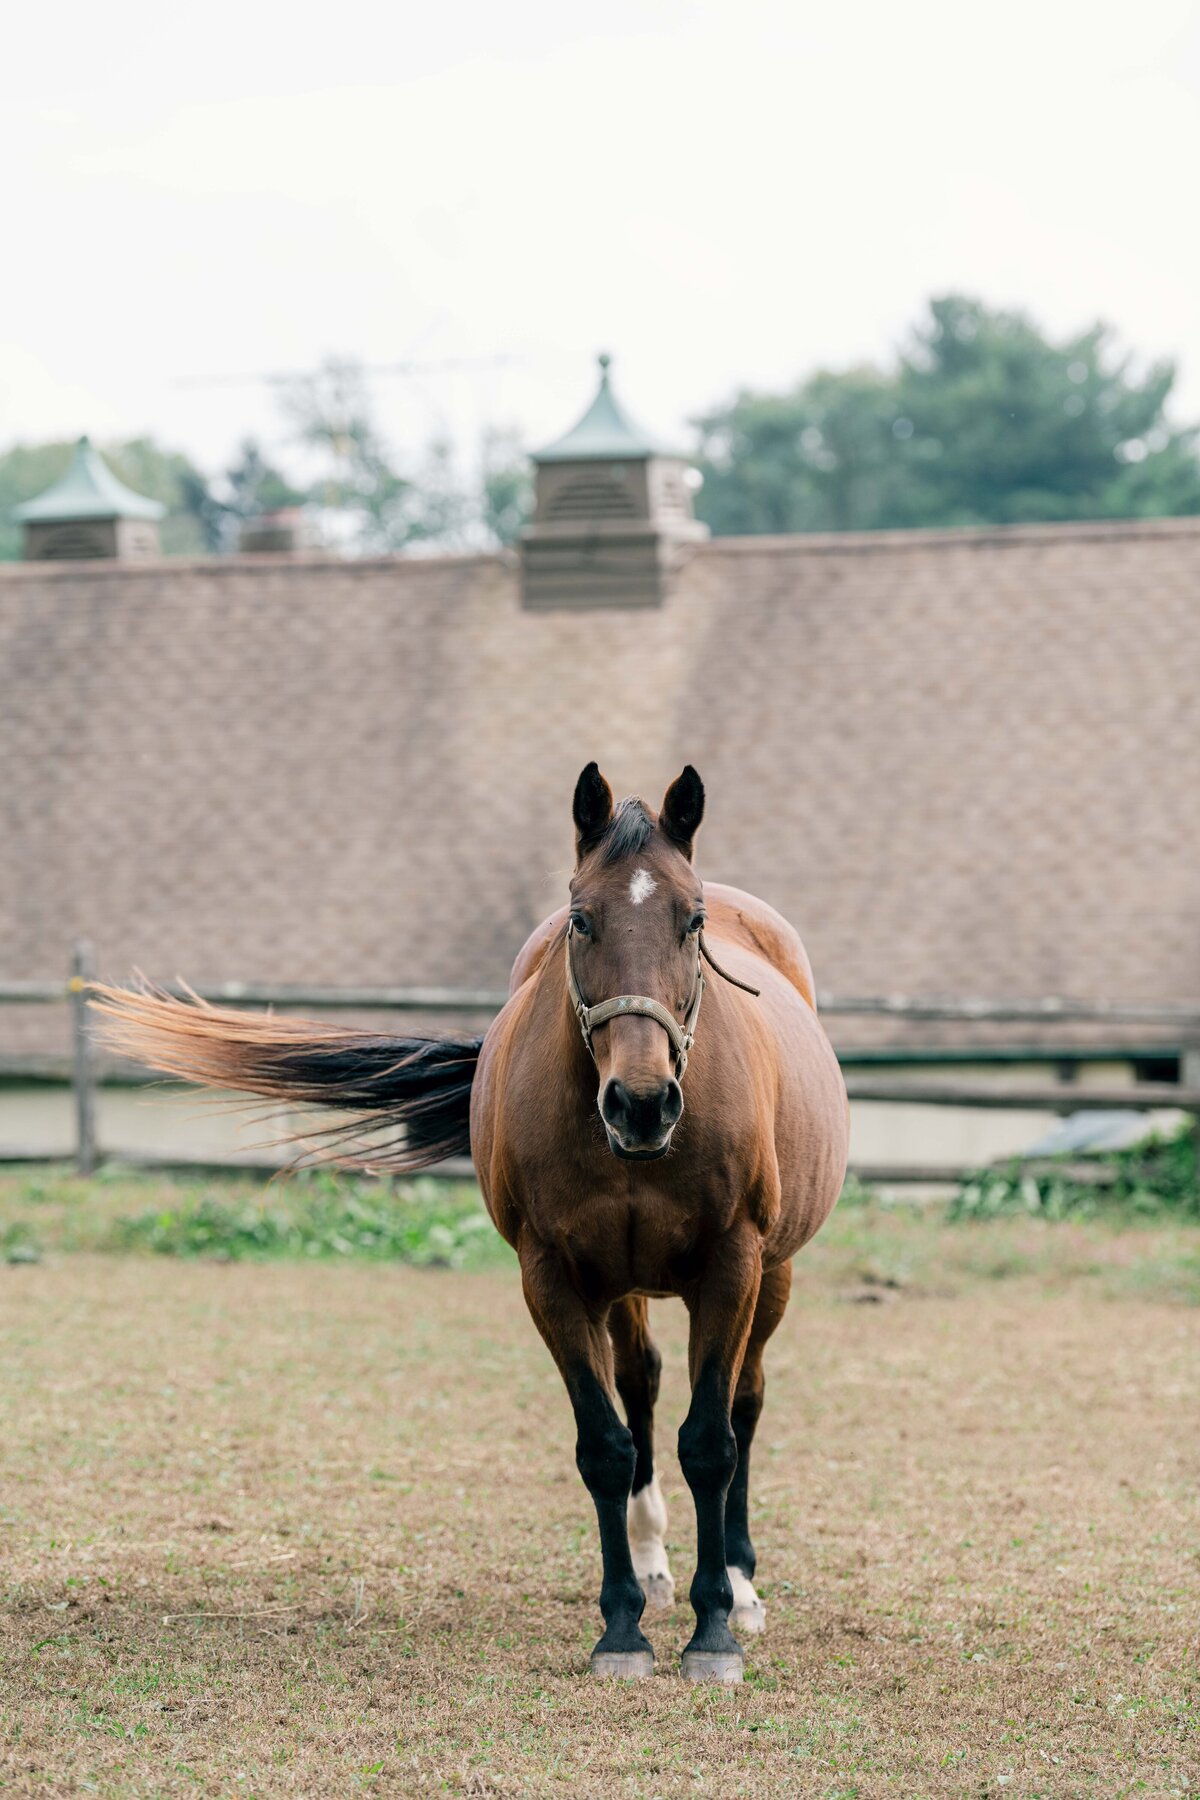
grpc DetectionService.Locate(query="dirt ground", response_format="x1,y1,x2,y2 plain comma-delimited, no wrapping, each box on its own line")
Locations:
1,1219,1198,1797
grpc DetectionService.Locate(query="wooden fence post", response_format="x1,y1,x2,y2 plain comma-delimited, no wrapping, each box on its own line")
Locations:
69,940,98,1176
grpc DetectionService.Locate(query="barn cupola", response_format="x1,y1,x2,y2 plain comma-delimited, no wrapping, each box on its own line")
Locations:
13,437,165,562
521,354,707,610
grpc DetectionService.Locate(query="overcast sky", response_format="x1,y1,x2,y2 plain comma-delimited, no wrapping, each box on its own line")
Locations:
4,0,1200,480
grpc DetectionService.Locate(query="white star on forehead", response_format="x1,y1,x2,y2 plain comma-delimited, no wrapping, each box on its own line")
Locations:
629,868,657,905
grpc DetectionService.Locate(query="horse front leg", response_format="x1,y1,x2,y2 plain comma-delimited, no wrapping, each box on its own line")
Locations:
677,1227,762,1684
519,1241,653,1679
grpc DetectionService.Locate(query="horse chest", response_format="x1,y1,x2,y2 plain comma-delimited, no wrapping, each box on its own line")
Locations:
553,1198,702,1301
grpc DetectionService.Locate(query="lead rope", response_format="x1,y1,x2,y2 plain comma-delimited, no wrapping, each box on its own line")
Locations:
699,931,761,998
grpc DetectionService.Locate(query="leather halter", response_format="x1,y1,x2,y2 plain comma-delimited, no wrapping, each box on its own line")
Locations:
564,924,759,1082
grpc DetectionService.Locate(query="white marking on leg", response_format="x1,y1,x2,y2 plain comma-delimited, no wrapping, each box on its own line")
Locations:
727,1564,766,1634
628,868,656,906
627,1474,674,1607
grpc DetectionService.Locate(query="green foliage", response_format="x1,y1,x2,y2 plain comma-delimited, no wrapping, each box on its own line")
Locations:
110,1174,512,1267
694,294,1200,536
1,1220,42,1263
216,437,307,541
282,357,413,552
402,440,474,549
3,1167,1200,1308
107,438,215,554
949,1123,1200,1222
0,443,63,559
695,368,904,535
280,358,480,554
9,295,1198,559
481,427,533,546
836,1172,879,1210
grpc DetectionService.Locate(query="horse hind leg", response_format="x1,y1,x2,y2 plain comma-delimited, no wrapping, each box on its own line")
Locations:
610,1297,675,1610
628,1478,673,1610
724,1260,792,1636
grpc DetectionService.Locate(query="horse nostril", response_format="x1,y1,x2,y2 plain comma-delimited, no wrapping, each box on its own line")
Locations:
600,1079,631,1131
601,1077,683,1142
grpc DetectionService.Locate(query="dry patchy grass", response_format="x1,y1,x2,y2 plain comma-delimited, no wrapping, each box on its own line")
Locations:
0,1180,1198,1797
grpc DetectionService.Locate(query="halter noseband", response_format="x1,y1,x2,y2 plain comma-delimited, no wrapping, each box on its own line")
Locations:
564,924,759,1082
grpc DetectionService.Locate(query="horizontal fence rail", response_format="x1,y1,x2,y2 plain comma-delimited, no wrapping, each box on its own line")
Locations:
0,979,512,1012
841,1078,1200,1110
1,945,1198,1178
6,978,1200,1028
817,995,1200,1026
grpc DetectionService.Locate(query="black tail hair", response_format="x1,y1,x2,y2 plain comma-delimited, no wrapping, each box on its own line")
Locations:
90,983,481,1171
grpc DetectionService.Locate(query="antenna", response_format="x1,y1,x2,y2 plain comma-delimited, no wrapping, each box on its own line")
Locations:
173,354,519,390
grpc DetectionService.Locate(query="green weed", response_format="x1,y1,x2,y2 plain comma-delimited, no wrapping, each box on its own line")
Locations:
109,1175,512,1268
949,1123,1200,1223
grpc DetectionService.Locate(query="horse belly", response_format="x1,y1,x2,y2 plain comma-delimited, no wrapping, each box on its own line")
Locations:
767,1002,849,1261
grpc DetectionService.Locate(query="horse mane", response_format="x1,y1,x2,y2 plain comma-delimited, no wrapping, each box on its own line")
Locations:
597,797,656,865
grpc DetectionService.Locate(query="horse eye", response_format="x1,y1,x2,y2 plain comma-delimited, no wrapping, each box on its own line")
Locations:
569,911,590,937
688,913,706,936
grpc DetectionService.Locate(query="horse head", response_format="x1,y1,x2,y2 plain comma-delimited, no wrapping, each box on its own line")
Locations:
567,762,707,1160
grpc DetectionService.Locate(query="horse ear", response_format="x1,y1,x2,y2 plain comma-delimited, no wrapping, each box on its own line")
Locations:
660,765,705,860
573,762,615,859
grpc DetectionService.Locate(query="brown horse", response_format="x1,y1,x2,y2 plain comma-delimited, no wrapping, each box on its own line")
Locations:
94,765,849,1683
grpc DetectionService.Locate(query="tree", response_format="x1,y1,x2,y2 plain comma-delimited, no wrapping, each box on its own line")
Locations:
894,296,1200,526
217,439,308,546
280,358,479,554
480,427,532,547
1,392,531,564
108,439,217,553
278,359,538,554
693,369,903,535
692,296,1200,536
280,358,407,553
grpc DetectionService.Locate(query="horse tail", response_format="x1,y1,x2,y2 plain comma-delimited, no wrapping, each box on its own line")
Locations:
89,983,482,1171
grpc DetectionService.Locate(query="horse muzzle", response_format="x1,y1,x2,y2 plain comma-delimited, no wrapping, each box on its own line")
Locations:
599,1076,683,1160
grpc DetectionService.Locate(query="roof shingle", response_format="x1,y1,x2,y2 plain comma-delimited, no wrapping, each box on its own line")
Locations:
2,516,1197,1055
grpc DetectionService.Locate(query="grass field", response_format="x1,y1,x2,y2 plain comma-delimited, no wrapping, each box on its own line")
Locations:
1,1169,1198,1798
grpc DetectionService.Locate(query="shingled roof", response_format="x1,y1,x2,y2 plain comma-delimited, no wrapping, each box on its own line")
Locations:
2,517,1198,1057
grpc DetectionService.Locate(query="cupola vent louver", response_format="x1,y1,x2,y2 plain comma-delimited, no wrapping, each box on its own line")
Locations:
546,473,639,521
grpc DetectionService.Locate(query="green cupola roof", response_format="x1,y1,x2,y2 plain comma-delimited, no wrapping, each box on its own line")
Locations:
533,355,680,463
12,437,166,524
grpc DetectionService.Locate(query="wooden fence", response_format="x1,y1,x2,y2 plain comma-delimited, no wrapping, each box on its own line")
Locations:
2,941,1199,1180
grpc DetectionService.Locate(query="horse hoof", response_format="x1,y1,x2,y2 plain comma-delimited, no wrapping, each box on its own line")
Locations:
590,1649,655,1680
680,1649,743,1684
730,1599,766,1635
640,1572,675,1610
